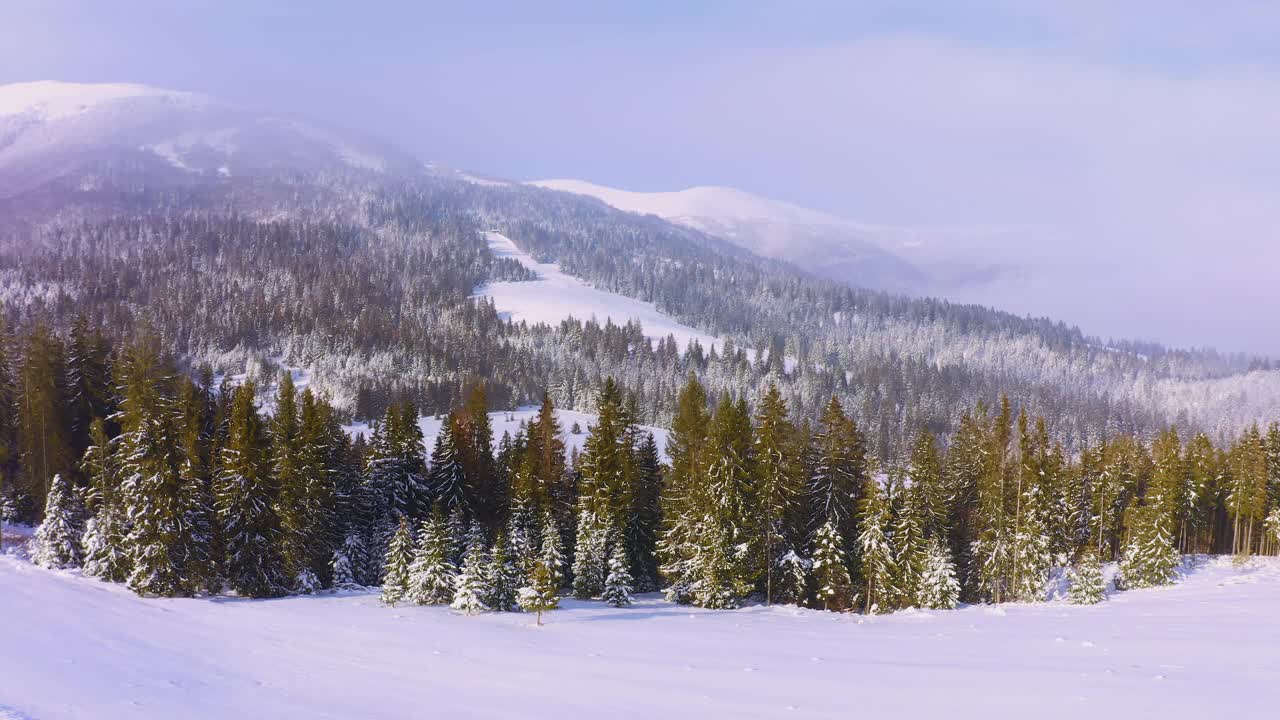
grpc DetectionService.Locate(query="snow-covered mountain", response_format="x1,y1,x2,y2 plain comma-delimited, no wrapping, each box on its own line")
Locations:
0,81,418,198
529,179,1023,294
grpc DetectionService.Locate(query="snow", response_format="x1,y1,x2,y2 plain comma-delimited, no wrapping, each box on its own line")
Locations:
2,554,1277,719
344,405,670,462
0,81,204,121
476,231,723,353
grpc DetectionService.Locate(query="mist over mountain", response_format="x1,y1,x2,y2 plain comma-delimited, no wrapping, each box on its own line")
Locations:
1,80,1277,449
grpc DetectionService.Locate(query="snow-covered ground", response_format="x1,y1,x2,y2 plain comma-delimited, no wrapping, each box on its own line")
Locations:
2,555,1276,719
476,232,722,353
344,406,669,462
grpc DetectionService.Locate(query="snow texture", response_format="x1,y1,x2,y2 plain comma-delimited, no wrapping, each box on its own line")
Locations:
1,554,1276,719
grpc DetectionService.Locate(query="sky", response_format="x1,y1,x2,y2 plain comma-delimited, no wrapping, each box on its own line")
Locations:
3,1,1279,355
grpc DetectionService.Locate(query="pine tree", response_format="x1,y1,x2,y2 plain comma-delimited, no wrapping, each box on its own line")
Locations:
691,515,750,609
777,549,811,606
331,533,365,590
175,377,218,595
408,503,458,604
602,542,634,607
572,509,609,599
515,392,565,516
117,337,186,598
271,371,308,585
539,511,565,590
428,413,469,514
811,517,853,611
627,431,663,592
858,476,895,614
1067,547,1106,605
487,532,521,611
80,419,130,582
381,516,415,605
1118,499,1180,590
17,324,74,517
32,473,83,569
657,373,709,602
753,384,802,605
451,540,490,615
808,396,867,551
518,559,560,625
918,538,961,610
890,479,928,609
215,381,286,598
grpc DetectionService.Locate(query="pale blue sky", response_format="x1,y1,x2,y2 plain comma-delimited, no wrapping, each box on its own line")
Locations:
4,1,1279,353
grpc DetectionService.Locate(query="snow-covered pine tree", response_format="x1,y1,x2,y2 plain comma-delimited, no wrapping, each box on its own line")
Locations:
486,531,521,611
691,513,751,609
408,503,458,604
428,414,469,515
777,548,811,606
889,479,928,609
518,559,560,625
572,509,608,599
918,538,961,610
381,516,415,605
32,473,83,569
539,511,565,590
215,380,287,599
451,539,490,615
657,374,709,604
1067,547,1106,604
602,542,634,607
80,418,132,582
1117,497,1180,590
811,516,853,611
753,384,802,605
858,476,896,614
331,533,365,590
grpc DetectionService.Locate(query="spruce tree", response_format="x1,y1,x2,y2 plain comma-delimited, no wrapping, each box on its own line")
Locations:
539,511,565,590
858,476,895,614
572,509,609,599
753,384,801,605
1067,547,1106,605
428,414,469,514
271,371,308,586
215,381,286,598
602,542,634,607
451,540,490,615
1118,499,1180,590
80,419,130,582
657,373,709,602
331,533,366,590
890,479,928,609
381,516,415,605
519,559,560,624
487,531,521,611
918,538,961,610
808,397,867,553
32,473,83,569
811,517,853,611
408,504,458,604
777,549,811,606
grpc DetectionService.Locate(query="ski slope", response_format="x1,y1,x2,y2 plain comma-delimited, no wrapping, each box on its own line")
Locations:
2,554,1277,719
476,232,723,353
344,406,669,462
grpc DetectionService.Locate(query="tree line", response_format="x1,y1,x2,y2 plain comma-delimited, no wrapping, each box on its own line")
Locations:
14,326,1280,617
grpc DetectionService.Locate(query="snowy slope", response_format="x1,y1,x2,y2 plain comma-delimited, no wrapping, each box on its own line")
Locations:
476,231,724,353
529,179,1028,295
344,405,670,462
2,554,1277,719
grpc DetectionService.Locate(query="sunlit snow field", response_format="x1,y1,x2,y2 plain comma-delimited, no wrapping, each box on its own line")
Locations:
1,543,1276,720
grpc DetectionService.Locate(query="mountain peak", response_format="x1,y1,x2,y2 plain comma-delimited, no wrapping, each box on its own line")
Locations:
0,80,207,121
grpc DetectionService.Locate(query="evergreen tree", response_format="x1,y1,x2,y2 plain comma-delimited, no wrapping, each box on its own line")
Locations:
408,504,458,604
428,414,469,514
890,479,929,609
1118,499,1180,590
215,381,286,598
858,476,895,614
572,509,609,599
32,473,83,569
331,533,366,590
627,431,663,592
918,538,961,610
1067,547,1106,605
519,559,560,625
451,540,490,615
487,531,521,611
539,511,565,590
516,392,565,516
381,516,415,605
808,397,867,553
80,419,130,582
753,384,802,604
602,542,634,607
811,517,853,611
777,548,811,606
16,324,74,517
657,373,709,602
271,371,308,585
459,384,500,525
